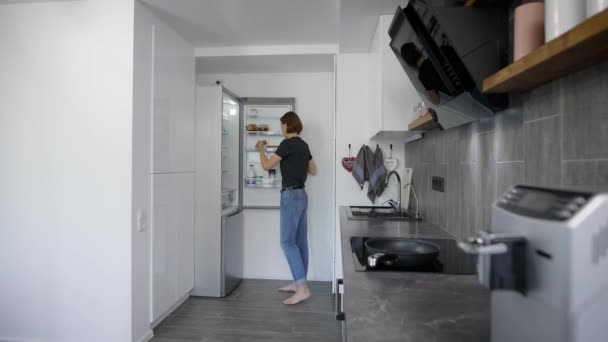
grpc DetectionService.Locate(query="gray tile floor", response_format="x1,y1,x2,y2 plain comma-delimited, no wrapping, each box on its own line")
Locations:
151,279,341,342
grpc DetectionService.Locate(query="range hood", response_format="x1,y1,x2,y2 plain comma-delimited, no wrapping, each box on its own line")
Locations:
372,130,423,142
388,0,508,129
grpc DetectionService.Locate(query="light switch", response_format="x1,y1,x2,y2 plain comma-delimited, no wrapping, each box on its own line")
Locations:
136,209,146,232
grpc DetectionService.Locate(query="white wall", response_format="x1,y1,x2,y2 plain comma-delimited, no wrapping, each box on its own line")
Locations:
133,1,195,336
334,53,409,280
197,72,335,282
370,15,422,134
0,1,134,341
133,3,154,340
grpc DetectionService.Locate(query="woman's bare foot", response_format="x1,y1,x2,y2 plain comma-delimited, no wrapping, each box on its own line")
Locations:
283,285,311,305
278,282,297,292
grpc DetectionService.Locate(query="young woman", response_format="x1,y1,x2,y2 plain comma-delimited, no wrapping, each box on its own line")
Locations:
256,111,317,305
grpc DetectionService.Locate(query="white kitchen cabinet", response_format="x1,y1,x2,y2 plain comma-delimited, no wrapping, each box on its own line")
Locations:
151,173,195,322
151,23,196,174
175,178,195,300
148,17,196,324
368,15,422,139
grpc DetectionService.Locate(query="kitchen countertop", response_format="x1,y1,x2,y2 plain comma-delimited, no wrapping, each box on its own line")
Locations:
339,207,490,342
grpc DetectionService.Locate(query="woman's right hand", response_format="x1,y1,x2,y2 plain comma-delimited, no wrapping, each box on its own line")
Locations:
255,140,267,151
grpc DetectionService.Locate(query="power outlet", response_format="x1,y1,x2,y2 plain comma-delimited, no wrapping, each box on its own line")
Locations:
432,176,445,192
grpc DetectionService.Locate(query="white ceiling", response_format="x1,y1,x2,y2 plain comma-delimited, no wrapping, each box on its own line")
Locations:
4,0,406,54
339,0,409,52
197,54,334,74
142,0,339,47
0,0,76,3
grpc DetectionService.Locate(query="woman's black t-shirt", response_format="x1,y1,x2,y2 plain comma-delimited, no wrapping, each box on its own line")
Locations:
275,137,312,188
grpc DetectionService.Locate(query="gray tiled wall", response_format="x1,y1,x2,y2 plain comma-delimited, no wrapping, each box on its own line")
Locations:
403,62,608,240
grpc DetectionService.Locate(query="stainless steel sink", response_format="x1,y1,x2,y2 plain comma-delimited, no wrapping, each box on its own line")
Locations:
346,206,421,221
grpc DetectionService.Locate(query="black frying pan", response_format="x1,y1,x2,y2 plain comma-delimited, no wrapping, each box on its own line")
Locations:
365,238,440,268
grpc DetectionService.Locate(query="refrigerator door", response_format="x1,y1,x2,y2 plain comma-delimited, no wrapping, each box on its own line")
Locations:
194,86,243,298
221,89,242,214
221,211,243,296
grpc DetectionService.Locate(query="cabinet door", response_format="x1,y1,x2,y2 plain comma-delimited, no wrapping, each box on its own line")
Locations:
151,23,195,173
151,173,195,321
175,174,195,299
151,173,175,320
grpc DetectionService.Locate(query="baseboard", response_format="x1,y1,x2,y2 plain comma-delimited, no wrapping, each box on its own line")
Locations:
151,292,190,329
135,329,154,342
241,274,333,282
2,329,155,342
241,273,291,280
2,331,154,342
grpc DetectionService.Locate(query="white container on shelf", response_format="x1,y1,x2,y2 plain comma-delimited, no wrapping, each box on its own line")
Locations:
246,164,257,186
545,0,585,41
587,0,608,17
262,178,273,187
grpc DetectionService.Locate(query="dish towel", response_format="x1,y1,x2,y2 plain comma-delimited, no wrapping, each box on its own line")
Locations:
351,145,388,203
352,145,373,189
367,146,388,202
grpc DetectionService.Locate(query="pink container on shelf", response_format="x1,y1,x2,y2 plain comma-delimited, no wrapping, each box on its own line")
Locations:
514,2,545,61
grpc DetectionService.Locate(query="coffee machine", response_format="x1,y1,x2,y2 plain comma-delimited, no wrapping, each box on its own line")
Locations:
459,185,608,342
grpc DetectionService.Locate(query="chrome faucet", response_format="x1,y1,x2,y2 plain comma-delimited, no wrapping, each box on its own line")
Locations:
385,171,401,213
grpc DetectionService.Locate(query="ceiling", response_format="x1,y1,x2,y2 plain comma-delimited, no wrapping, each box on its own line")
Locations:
0,0,76,3
197,54,334,74
4,0,407,54
142,0,409,54
339,0,409,52
142,0,339,47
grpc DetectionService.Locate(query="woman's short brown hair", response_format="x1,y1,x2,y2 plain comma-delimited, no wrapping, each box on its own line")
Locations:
280,111,303,134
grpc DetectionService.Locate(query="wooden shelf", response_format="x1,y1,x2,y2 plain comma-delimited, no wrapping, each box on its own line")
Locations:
483,9,608,93
408,113,438,131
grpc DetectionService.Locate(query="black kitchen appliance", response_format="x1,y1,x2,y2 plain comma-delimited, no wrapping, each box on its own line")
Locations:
388,0,508,126
351,236,476,275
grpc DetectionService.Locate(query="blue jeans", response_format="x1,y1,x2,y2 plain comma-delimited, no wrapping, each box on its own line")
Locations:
280,188,309,285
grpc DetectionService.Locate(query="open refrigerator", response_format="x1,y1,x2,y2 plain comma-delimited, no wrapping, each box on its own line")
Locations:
241,97,295,209
194,89,295,296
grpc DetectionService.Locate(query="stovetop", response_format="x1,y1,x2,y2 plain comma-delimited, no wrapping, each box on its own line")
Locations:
350,236,477,275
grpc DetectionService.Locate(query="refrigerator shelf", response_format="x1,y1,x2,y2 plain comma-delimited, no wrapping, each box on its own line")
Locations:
245,131,283,136
245,148,278,153
244,184,282,189
246,115,281,120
